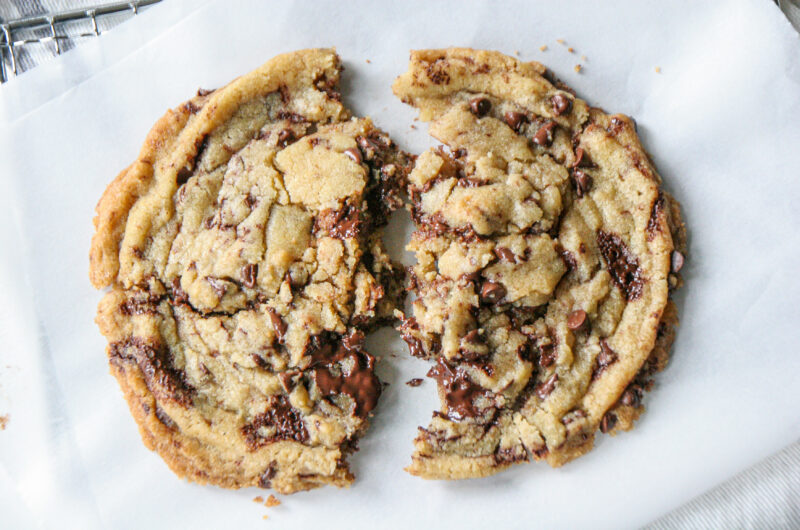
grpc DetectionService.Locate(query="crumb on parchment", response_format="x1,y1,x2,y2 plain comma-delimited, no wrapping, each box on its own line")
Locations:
265,494,281,508
540,45,548,52
253,496,264,503
655,66,661,73
574,64,583,73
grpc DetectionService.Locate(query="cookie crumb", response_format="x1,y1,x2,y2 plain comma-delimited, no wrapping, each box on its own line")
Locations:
410,124,417,130
556,39,565,45
539,45,548,52
574,64,583,73
406,378,424,387
262,515,269,520
655,66,661,73
514,50,520,56
253,496,264,503
567,47,575,53
366,59,371,64
265,494,281,508
0,415,8,430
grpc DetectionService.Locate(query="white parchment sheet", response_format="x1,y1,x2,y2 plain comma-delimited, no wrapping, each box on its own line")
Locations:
1,1,799,528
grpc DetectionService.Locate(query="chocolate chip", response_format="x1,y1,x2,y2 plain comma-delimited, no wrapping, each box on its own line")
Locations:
493,246,517,263
620,385,642,407
406,378,424,387
197,88,214,97
344,147,362,164
573,169,593,198
480,281,507,304
551,93,572,116
539,343,557,368
176,166,193,186
266,308,287,343
277,128,294,147
241,263,258,289
593,339,619,380
535,373,558,400
599,412,617,433
572,147,594,168
671,250,685,273
464,329,483,344
532,121,557,147
468,97,491,117
206,277,228,299
503,111,527,132
278,372,296,392
567,309,588,331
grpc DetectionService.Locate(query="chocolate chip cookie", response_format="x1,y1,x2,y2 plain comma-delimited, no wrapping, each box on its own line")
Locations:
393,48,685,479
90,49,413,493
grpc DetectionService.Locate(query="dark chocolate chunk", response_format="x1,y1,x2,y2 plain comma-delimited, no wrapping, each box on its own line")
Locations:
535,373,558,400
109,338,194,407
593,339,619,380
258,462,277,488
503,111,528,132
463,329,483,344
599,412,617,433
646,192,666,240
551,93,572,116
539,342,557,368
315,205,361,239
312,347,381,418
567,309,588,331
425,57,451,85
533,121,557,147
277,128,295,147
572,146,594,168
468,97,491,117
241,395,309,449
480,281,507,304
493,246,517,263
596,230,644,301
266,308,287,343
620,385,642,407
344,147,362,164
572,169,593,198
427,359,489,421
205,277,228,299
241,263,258,289
176,166,193,186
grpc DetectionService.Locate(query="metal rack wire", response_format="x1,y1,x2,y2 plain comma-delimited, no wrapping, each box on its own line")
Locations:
0,0,161,83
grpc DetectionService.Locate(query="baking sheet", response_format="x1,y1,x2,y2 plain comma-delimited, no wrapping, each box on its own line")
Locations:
1,0,800,528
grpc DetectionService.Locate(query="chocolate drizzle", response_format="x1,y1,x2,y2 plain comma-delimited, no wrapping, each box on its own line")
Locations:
596,230,644,301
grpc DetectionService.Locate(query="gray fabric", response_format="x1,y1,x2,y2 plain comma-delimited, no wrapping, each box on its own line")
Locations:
646,441,800,529
2,1,800,528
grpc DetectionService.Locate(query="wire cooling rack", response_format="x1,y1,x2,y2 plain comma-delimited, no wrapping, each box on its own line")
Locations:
0,0,161,83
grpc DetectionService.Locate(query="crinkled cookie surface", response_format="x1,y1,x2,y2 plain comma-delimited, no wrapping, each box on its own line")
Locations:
90,49,413,493
393,48,685,479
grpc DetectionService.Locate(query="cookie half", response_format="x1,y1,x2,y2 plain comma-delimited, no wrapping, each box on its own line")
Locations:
90,49,413,493
393,48,686,479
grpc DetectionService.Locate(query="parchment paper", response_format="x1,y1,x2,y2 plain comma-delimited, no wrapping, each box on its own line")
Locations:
1,1,799,528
